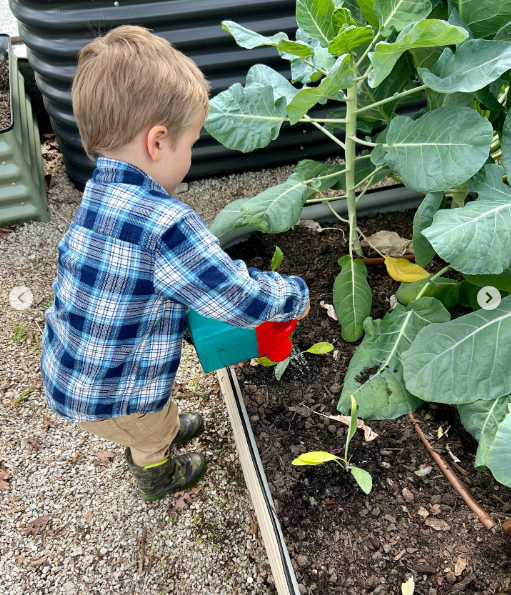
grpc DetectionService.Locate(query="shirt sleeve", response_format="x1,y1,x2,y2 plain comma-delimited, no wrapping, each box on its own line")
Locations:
153,211,309,329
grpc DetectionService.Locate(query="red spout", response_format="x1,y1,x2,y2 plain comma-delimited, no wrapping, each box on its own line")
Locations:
255,320,297,362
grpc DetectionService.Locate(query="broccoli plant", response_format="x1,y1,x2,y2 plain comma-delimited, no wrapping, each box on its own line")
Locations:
206,0,511,488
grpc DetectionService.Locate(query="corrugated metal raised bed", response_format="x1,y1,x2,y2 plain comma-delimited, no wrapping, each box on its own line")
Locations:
9,0,350,187
0,34,47,226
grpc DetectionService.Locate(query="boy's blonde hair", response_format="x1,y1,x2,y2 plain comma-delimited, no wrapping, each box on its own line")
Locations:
72,26,210,159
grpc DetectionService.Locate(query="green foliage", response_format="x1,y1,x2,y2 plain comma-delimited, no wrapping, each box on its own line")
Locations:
333,255,372,341
338,298,450,420
412,192,445,267
208,0,511,487
418,40,511,93
370,19,467,87
423,165,511,274
403,296,511,404
396,276,459,309
373,107,493,193
271,246,284,271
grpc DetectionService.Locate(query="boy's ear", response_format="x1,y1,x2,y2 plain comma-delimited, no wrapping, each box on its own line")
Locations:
146,125,169,162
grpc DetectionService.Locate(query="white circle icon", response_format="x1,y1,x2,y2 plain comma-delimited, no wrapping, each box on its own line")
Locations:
9,286,33,311
477,286,501,311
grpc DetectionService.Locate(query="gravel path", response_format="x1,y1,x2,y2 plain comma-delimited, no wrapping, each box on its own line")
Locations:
0,145,275,594
0,0,19,38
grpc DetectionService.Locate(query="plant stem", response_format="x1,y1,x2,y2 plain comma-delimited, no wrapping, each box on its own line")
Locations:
305,168,347,185
356,84,427,115
408,413,495,530
305,115,346,150
300,57,327,76
356,165,385,190
325,199,349,224
349,136,377,147
346,69,362,256
303,117,347,124
415,266,452,299
306,194,346,204
356,31,380,69
356,227,386,257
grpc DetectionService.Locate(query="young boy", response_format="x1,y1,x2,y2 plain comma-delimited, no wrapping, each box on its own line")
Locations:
41,26,309,502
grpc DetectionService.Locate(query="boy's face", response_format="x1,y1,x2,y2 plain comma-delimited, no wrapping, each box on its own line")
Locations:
156,118,203,195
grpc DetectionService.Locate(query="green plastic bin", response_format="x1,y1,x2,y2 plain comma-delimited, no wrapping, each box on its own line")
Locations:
0,35,47,226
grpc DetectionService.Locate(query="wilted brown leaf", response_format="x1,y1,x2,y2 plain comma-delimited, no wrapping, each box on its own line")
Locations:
425,518,450,531
23,515,51,536
41,417,52,433
360,230,413,256
97,450,115,466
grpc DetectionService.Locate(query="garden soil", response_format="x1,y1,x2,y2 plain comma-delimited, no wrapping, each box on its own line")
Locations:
227,208,511,594
0,53,10,129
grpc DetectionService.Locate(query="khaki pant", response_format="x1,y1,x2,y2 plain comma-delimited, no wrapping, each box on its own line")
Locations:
78,399,180,467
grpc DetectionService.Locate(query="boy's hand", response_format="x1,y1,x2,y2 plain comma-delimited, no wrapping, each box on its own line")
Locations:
296,298,310,321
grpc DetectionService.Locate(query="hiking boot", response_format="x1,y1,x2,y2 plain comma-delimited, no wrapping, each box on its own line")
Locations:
173,412,205,445
125,447,207,502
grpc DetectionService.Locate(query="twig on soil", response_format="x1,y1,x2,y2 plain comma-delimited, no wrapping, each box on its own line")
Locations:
138,525,147,573
407,413,495,530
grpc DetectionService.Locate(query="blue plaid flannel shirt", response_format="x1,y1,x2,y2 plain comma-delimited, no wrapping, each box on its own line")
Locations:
41,158,309,422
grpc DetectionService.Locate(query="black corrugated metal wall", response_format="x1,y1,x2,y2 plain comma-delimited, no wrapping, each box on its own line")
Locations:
10,0,348,188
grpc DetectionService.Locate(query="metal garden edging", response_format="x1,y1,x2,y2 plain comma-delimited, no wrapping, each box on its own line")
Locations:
0,34,47,226
216,186,424,594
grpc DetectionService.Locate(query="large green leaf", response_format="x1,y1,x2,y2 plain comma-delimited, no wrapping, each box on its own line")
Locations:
296,0,337,45
374,0,433,36
333,256,372,342
486,406,511,487
403,295,511,404
328,26,374,54
458,279,484,310
374,107,492,193
221,21,288,49
396,277,459,309
210,198,250,238
287,55,354,124
350,466,373,494
205,84,286,152
463,269,511,292
245,64,299,104
370,19,468,87
501,108,511,179
358,0,379,27
338,298,450,420
418,40,511,93
288,29,337,84
241,173,309,233
456,0,511,39
413,191,445,266
458,395,511,469
426,89,474,111
422,165,511,274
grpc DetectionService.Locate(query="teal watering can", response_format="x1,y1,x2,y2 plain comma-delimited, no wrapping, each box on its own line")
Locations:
187,310,297,373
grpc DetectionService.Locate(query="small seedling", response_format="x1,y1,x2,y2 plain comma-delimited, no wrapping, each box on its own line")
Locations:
257,342,334,381
13,385,34,407
40,296,54,309
28,334,42,352
292,396,372,494
271,246,283,271
12,324,28,344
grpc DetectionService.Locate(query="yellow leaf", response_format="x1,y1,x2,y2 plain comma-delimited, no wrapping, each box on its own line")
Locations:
401,576,415,595
292,451,341,466
384,255,429,282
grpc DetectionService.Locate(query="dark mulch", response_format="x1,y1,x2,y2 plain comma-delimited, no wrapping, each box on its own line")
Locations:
227,209,511,594
0,53,11,130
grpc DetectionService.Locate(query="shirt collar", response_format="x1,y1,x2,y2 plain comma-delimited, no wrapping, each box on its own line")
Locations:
93,157,169,196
